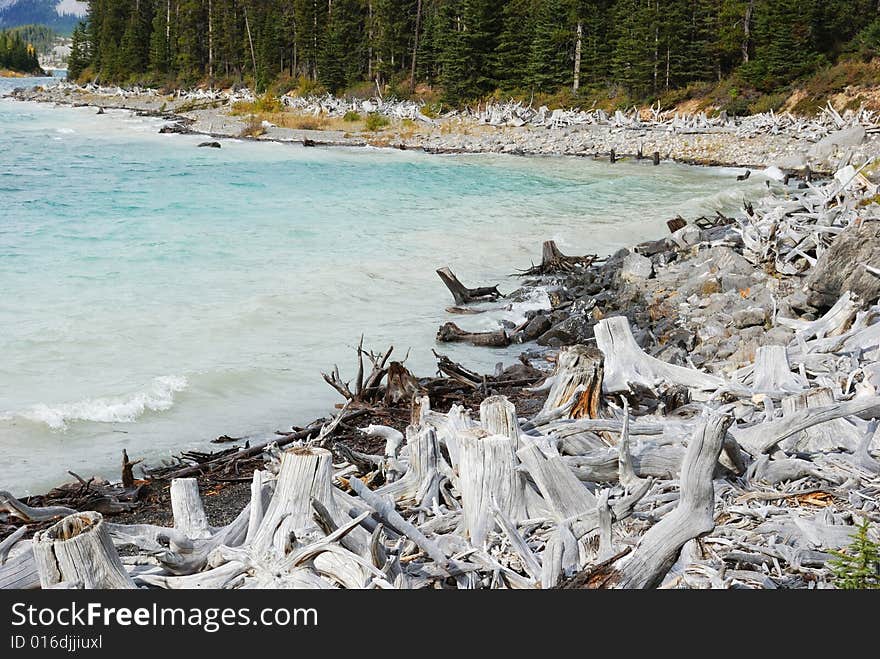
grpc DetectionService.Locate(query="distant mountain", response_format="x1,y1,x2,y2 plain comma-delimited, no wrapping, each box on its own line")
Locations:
0,1,87,35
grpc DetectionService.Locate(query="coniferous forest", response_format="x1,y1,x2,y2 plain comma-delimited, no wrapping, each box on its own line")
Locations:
67,1,880,110
0,28,44,74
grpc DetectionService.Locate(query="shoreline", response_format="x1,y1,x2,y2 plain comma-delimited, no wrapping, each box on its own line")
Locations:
12,82,880,174
2,84,880,589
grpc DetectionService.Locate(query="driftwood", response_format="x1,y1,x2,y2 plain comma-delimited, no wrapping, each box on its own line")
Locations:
539,345,604,418
437,322,510,347
521,241,597,275
593,413,732,589
436,267,502,305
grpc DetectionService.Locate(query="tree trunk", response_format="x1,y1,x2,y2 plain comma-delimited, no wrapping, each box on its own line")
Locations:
410,0,422,94
743,0,753,64
572,20,582,94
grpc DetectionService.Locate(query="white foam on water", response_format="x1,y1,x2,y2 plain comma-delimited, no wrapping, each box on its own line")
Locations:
5,376,188,431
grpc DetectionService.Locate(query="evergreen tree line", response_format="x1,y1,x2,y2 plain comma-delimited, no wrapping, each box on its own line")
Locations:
68,1,880,105
0,29,43,74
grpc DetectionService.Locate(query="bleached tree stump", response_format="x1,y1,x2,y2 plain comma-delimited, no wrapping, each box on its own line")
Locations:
540,345,604,418
33,512,136,590
480,395,521,446
595,316,733,399
251,446,335,555
780,387,861,453
170,478,212,539
377,425,443,507
457,429,523,547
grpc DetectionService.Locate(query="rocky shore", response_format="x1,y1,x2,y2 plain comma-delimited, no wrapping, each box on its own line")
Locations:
12,82,880,173
2,83,880,590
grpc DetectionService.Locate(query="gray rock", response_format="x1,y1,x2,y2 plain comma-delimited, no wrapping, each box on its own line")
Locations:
804,221,880,308
537,314,594,346
668,224,702,249
721,272,752,294
732,306,767,329
707,246,753,276
620,252,653,282
512,314,552,344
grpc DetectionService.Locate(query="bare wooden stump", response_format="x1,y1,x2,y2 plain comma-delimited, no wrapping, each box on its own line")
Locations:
251,446,335,555
170,478,212,539
595,316,732,399
480,395,521,447
436,267,502,305
377,425,443,507
458,429,523,547
33,512,136,589
752,345,803,393
540,345,604,418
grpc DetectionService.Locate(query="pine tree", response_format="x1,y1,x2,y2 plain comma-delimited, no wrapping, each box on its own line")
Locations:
319,0,366,93
527,0,570,92
494,0,535,91
830,520,880,590
67,21,92,80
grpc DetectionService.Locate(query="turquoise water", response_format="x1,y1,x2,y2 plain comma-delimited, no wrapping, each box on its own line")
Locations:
0,76,768,494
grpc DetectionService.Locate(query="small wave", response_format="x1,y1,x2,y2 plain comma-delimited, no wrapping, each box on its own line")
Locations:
56,128,75,135
5,375,188,431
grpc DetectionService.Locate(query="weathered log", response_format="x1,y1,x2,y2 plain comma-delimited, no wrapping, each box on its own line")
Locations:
348,476,449,568
33,512,136,589
517,442,595,520
458,430,524,546
733,395,880,456
0,546,39,590
436,267,502,305
0,491,76,523
0,525,27,565
599,413,732,589
437,322,510,347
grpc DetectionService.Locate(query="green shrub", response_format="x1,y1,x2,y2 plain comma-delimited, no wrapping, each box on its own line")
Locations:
829,519,880,589
253,92,283,114
364,113,390,131
748,91,789,115
343,110,362,122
